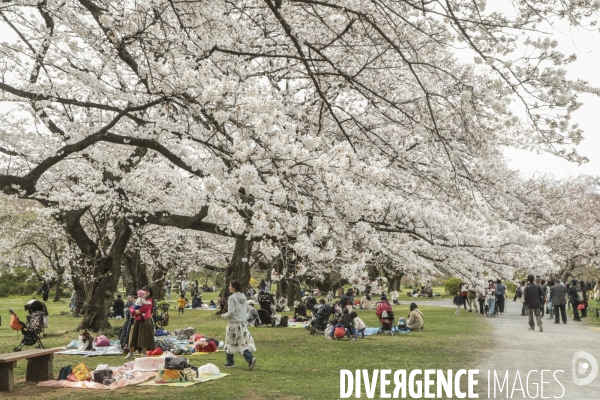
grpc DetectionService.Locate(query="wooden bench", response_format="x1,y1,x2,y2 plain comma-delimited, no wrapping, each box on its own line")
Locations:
0,347,63,392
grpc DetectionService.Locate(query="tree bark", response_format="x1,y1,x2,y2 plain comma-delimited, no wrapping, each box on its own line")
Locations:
122,248,149,296
218,238,253,314
77,219,132,332
151,262,168,301
52,268,65,302
274,259,302,304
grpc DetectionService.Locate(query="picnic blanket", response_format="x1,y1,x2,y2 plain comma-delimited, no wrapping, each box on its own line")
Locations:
287,322,309,329
364,327,410,336
57,345,123,356
37,372,156,390
138,373,229,387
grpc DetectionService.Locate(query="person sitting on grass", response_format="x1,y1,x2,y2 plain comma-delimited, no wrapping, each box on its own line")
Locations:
294,300,310,322
453,291,464,315
247,300,260,325
407,303,424,331
178,293,187,315
351,311,366,339
339,308,356,340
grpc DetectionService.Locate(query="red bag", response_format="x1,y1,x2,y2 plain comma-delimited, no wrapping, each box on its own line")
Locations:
577,303,586,311
334,326,346,338
147,348,163,356
195,338,218,353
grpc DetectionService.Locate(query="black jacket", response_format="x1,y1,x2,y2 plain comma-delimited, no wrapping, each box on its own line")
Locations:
567,286,580,304
113,298,125,316
523,283,545,309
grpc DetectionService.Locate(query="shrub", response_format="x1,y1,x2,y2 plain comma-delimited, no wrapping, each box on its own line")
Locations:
444,277,462,295
505,281,516,294
0,270,40,297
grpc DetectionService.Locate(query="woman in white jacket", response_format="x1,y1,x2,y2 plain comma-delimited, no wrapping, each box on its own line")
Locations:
222,280,257,370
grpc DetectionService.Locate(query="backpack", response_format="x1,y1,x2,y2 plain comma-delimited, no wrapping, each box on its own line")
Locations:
58,365,73,380
334,326,346,338
93,369,113,384
577,289,584,303
278,316,289,327
516,287,523,298
397,317,407,331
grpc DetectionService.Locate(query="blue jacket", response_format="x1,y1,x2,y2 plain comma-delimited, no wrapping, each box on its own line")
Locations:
453,295,464,305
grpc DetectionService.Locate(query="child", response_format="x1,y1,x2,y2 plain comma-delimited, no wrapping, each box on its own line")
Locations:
125,294,135,319
133,289,150,319
178,293,187,315
339,308,356,340
350,311,366,339
453,291,464,315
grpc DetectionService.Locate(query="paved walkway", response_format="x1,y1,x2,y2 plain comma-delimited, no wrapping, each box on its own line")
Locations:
426,298,600,399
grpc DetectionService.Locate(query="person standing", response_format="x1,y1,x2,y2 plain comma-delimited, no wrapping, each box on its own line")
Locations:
40,279,50,302
467,289,477,313
495,279,506,315
391,290,400,305
546,280,554,320
181,279,188,297
523,275,544,332
327,289,334,303
579,281,588,318
126,285,156,359
222,280,257,370
165,278,172,301
459,282,469,310
539,279,547,317
453,291,464,315
567,279,582,322
486,280,497,317
477,290,486,315
550,279,567,324
518,281,527,316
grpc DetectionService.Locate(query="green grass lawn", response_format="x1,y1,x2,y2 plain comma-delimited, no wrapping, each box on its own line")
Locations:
0,293,491,399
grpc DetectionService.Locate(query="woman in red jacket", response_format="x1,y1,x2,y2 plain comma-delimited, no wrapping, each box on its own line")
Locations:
125,285,156,359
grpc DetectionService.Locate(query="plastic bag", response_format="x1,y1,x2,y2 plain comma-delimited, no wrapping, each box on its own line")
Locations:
198,363,220,375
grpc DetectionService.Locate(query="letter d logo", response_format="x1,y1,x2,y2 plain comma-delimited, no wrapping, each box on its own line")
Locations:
572,351,598,386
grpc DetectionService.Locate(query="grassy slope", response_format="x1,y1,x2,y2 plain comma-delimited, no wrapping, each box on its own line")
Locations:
0,292,491,400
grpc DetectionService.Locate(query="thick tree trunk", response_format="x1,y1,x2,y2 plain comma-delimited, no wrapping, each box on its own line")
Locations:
77,219,132,332
122,248,148,296
274,259,302,304
52,268,65,302
151,263,168,301
219,238,253,314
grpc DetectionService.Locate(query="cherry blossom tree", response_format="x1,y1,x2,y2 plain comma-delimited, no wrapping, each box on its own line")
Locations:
1,0,598,328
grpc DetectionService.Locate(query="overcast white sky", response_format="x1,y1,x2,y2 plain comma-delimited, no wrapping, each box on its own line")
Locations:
500,13,600,179
1,8,599,179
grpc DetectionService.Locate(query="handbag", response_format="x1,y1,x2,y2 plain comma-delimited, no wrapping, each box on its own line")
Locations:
72,363,92,381
577,303,586,311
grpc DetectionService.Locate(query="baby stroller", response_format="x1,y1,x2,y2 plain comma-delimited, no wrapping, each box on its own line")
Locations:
257,292,275,326
9,309,45,352
377,309,396,336
153,301,170,329
304,296,318,312
307,303,334,335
